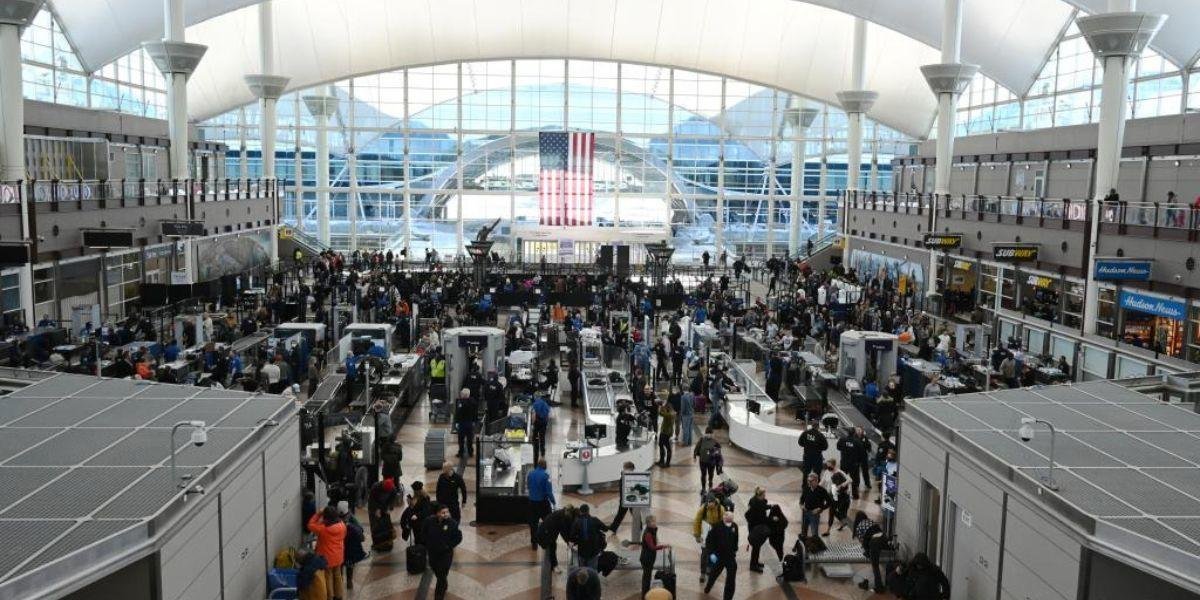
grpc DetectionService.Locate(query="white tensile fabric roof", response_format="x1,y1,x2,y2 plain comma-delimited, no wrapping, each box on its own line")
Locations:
48,0,1200,139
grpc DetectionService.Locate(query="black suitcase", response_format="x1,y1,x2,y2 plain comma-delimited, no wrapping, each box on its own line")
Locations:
406,544,427,574
653,548,676,596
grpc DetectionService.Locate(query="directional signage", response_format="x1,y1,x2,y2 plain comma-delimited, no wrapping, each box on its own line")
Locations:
0,242,31,267
993,243,1039,262
923,233,963,250
81,228,134,249
1094,259,1152,282
161,220,204,237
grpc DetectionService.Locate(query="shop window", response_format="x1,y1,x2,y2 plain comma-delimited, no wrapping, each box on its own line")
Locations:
1095,287,1117,339
1189,305,1200,363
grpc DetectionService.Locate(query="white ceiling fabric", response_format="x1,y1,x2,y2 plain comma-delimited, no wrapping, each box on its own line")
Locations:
45,0,1200,138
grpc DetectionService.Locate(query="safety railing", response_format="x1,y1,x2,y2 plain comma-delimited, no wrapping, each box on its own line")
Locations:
1099,201,1200,230
937,194,1089,223
10,177,276,208
843,189,932,215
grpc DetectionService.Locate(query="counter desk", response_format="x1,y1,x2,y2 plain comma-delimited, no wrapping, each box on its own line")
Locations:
718,354,805,463
558,431,655,489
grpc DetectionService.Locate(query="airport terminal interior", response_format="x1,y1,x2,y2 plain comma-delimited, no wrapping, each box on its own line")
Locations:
3,0,1200,599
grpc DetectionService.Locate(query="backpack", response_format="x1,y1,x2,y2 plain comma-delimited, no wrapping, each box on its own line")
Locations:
597,550,620,576
273,546,297,569
781,553,806,582
804,535,827,555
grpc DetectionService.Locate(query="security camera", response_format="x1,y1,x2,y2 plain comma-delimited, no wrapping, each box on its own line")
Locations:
189,422,208,447
1018,417,1035,442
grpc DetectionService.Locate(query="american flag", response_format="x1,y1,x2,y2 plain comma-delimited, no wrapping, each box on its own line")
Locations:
539,131,595,226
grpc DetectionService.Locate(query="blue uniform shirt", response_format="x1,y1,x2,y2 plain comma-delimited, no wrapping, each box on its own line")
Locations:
527,466,555,504
532,397,551,422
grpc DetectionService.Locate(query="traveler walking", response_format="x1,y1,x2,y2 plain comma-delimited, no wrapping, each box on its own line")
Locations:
800,473,832,539
307,506,347,599
702,512,739,600
420,503,464,600
435,462,468,523
693,428,721,489
570,504,609,570
527,458,556,549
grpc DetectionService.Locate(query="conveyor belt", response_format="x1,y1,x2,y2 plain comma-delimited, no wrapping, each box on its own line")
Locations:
229,330,272,354
306,373,346,414
583,369,613,415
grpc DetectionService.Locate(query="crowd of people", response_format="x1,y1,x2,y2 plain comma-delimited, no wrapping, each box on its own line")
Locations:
226,246,955,599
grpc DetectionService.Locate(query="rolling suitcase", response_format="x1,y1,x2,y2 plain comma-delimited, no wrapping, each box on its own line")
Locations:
406,543,427,574
653,548,676,596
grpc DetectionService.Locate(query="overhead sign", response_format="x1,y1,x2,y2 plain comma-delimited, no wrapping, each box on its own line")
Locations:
1094,259,1152,282
160,221,204,237
620,471,652,509
1025,275,1056,289
81,228,134,249
993,243,1039,262
0,242,32,267
952,260,974,271
279,226,294,240
923,233,963,250
1119,290,1186,320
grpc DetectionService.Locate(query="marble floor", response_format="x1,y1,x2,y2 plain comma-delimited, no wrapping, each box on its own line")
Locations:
341,388,896,600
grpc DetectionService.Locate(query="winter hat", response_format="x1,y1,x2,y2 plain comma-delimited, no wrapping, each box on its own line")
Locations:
336,501,350,516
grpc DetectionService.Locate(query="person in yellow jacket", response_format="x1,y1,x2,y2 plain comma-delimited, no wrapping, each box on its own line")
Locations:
693,496,726,583
692,496,725,540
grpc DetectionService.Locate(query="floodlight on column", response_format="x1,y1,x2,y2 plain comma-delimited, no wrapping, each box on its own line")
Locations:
920,63,979,96
0,0,43,28
1076,12,1166,58
303,95,339,118
784,107,820,131
142,41,208,78
835,90,878,115
245,74,290,100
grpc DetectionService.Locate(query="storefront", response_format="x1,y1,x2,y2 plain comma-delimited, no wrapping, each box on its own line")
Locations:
1021,274,1060,322
1118,290,1186,358
945,259,976,318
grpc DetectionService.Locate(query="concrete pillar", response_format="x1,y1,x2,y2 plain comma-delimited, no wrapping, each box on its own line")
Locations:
1078,4,1166,334
788,106,819,257
303,94,338,247
921,0,978,303
837,18,878,196
347,152,358,252
245,1,289,263
143,0,206,181
0,0,44,328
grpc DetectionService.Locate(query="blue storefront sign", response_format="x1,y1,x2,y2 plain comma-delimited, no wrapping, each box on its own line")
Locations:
1119,290,1186,320
1095,260,1152,281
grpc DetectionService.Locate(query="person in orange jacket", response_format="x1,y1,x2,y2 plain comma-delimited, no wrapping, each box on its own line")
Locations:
308,506,347,599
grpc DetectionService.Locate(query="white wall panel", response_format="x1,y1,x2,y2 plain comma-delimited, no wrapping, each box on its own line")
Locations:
160,498,220,600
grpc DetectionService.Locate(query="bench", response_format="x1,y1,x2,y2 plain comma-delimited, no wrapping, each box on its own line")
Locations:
804,540,896,579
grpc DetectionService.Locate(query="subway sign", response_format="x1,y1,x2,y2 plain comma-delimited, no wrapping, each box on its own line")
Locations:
1094,259,1152,282
993,244,1039,262
923,233,963,250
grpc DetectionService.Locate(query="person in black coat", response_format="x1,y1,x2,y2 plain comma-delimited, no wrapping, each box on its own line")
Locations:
798,423,829,479
703,512,739,600
837,427,873,499
434,462,468,523
896,552,950,600
537,504,579,570
483,371,507,424
567,361,582,408
453,388,478,457
420,504,464,600
747,497,788,573
570,504,608,570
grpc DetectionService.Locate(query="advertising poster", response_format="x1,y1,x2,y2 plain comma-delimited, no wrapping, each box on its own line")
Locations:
620,471,652,509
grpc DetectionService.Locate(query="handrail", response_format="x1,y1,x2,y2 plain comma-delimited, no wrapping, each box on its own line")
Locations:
1098,200,1200,230
4,177,276,204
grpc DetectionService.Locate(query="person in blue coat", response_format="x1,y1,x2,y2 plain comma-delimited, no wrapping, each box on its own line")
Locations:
526,458,555,549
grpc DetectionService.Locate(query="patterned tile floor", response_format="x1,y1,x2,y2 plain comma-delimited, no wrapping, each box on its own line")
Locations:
340,387,896,600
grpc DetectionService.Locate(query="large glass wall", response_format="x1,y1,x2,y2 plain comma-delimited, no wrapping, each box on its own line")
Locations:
20,8,168,119
199,59,909,261
955,19,1191,137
